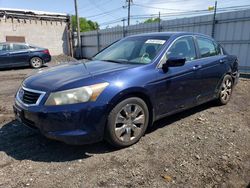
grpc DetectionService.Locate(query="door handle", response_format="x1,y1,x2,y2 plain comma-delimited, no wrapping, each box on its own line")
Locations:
192,65,202,71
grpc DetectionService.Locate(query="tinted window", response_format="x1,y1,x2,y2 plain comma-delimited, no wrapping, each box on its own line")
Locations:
12,44,29,51
0,44,10,52
167,36,196,61
197,37,219,58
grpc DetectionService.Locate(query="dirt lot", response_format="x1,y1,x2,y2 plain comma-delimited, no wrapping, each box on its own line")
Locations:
0,57,249,188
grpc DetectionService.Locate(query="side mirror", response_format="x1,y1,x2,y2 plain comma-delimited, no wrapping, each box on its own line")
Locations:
162,57,186,72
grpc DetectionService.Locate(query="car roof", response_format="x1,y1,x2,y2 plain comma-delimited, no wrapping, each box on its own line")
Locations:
0,42,28,45
128,31,211,39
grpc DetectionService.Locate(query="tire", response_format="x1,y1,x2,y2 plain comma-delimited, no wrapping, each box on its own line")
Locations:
216,74,233,105
30,57,43,69
105,97,149,148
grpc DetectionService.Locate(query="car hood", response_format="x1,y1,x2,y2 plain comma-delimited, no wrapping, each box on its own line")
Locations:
23,60,138,92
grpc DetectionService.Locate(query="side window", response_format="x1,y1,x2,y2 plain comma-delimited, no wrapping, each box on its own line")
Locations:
13,44,28,51
197,37,219,58
167,36,196,61
0,44,10,52
214,42,223,55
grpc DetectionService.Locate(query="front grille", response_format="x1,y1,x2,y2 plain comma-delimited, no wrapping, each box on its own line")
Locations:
22,90,41,104
17,87,45,106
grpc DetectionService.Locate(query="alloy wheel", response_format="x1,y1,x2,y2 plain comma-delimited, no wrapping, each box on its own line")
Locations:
220,78,232,102
31,57,42,68
114,103,145,142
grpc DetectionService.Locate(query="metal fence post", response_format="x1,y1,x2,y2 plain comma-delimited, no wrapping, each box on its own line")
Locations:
97,30,100,52
211,1,217,37
158,12,161,32
80,35,83,58
122,18,126,37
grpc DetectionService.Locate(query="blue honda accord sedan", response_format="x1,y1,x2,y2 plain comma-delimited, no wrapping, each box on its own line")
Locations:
13,32,239,147
0,42,51,69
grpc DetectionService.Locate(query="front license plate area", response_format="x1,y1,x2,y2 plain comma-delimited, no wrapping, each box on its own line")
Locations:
14,106,24,123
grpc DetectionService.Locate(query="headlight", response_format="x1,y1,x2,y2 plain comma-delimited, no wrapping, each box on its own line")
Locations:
45,82,109,106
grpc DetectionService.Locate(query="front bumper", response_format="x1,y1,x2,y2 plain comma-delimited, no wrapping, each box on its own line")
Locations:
13,100,109,145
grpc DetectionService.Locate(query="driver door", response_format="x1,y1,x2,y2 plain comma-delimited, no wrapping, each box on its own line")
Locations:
154,36,202,118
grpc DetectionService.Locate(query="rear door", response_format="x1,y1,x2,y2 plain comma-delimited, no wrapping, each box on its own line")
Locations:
194,36,227,103
0,43,11,68
9,43,30,66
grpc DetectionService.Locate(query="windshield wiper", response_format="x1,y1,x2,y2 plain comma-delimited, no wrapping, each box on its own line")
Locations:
85,57,92,61
102,59,124,64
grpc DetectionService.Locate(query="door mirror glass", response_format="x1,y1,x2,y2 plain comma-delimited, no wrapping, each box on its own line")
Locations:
162,57,186,72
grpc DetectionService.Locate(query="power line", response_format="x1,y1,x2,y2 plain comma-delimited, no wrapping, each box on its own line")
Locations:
133,2,250,12
90,0,115,19
130,4,250,18
84,7,124,19
97,4,250,27
133,3,200,12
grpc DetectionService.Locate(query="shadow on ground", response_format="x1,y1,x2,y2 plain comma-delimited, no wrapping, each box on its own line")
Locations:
0,101,215,163
0,65,49,72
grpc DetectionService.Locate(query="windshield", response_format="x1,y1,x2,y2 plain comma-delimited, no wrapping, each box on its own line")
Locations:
93,36,169,64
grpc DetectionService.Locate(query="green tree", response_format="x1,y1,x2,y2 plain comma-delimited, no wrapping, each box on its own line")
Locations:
71,15,99,32
144,17,160,24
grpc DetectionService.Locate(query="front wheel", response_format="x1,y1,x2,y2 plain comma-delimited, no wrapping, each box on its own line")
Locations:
216,75,233,105
30,57,43,69
105,97,149,148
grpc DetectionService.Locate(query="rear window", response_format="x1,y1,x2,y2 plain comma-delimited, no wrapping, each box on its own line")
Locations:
12,44,29,50
196,37,220,58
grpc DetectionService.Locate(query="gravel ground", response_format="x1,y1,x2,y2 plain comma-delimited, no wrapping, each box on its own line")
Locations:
0,57,249,188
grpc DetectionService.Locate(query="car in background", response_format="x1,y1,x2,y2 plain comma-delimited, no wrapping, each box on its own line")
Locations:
13,32,239,147
0,42,51,69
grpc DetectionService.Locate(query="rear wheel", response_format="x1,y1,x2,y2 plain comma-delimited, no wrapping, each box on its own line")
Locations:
105,97,149,148
216,75,233,105
30,57,43,68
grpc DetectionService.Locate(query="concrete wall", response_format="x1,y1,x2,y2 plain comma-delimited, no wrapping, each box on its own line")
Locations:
0,18,69,55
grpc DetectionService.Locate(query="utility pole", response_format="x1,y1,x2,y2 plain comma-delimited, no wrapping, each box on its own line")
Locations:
127,0,132,26
122,18,126,37
158,12,161,32
211,1,217,38
74,0,81,58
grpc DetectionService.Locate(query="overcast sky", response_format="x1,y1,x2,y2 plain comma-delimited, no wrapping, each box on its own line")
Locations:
0,0,249,27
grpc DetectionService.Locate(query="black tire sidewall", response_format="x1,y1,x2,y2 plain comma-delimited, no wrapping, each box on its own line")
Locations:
105,97,149,148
